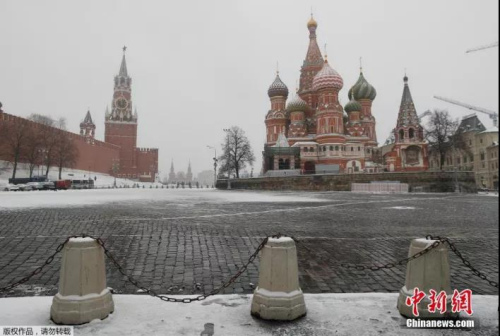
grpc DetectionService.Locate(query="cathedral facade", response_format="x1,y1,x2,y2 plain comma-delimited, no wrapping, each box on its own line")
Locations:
263,16,427,175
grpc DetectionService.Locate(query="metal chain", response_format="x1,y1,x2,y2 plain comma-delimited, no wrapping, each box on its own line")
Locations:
341,235,498,289
0,236,77,294
95,233,291,303
428,236,498,288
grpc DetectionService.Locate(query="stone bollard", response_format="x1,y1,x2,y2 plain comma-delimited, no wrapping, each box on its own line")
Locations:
251,237,306,321
397,238,457,318
51,238,114,325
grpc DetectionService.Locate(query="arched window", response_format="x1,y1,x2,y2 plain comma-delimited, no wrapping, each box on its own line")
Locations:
310,147,314,152
329,146,333,151
304,147,308,152
335,146,339,151
409,128,415,139
399,129,405,140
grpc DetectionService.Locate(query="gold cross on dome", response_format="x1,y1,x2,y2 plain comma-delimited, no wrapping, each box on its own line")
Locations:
123,46,127,53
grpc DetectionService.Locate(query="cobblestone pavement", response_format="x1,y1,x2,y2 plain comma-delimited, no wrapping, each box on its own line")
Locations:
0,190,498,297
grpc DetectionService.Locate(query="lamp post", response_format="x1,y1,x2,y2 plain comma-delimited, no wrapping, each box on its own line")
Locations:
207,145,217,188
223,128,231,190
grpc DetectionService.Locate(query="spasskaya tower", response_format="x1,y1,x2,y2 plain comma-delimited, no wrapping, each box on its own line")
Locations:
104,47,158,181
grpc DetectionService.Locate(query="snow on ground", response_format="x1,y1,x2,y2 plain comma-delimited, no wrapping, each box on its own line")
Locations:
0,160,168,188
0,188,327,209
477,192,499,197
0,294,497,335
383,206,419,210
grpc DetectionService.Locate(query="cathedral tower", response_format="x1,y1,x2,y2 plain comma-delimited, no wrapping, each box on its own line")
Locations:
299,15,324,120
384,75,428,171
105,47,138,175
312,56,345,144
265,71,289,144
348,66,377,146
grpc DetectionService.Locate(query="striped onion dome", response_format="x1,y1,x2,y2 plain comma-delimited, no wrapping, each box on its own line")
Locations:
286,93,308,112
348,71,376,101
267,73,289,98
312,59,343,91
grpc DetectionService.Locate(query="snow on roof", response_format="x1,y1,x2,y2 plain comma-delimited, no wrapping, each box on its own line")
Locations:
291,141,318,147
481,126,499,134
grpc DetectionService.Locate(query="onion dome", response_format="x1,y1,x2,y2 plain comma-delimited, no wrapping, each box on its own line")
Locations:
307,15,317,29
344,98,362,113
312,59,344,91
348,71,376,101
286,93,308,112
267,73,289,98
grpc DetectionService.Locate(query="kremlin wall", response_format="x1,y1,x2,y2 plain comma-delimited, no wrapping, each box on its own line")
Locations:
0,50,158,182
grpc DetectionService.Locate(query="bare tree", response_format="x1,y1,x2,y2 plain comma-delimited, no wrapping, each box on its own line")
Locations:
218,126,255,178
425,109,466,170
0,117,31,179
55,132,79,179
29,114,57,177
51,118,79,179
24,126,43,178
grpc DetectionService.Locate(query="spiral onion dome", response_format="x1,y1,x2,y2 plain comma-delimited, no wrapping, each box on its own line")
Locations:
348,72,376,101
267,73,289,98
286,93,309,112
312,60,344,91
344,98,362,113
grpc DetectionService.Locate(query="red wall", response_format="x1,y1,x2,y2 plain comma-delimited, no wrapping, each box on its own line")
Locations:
1,111,120,175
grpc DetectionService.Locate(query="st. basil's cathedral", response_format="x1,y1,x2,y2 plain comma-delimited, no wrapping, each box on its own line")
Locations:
263,16,428,175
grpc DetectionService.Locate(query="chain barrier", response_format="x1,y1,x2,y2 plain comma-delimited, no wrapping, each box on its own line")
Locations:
1,233,496,298
0,233,295,302
427,235,498,289
341,235,498,289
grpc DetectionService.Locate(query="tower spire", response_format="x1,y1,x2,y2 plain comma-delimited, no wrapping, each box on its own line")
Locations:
300,14,324,92
397,73,418,127
119,46,128,77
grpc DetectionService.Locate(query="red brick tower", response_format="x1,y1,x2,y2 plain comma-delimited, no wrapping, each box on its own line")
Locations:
299,15,324,124
105,47,138,175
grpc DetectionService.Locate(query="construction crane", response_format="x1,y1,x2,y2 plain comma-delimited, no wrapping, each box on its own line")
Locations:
418,110,432,120
434,95,498,127
466,42,498,53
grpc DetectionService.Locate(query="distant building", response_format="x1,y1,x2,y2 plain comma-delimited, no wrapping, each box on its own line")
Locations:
429,114,498,189
167,160,194,183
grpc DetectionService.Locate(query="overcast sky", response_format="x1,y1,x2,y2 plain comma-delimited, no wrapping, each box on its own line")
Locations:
1,0,498,177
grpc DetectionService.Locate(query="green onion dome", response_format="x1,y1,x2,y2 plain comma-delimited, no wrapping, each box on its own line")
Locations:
348,71,376,101
286,93,308,112
344,98,362,113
